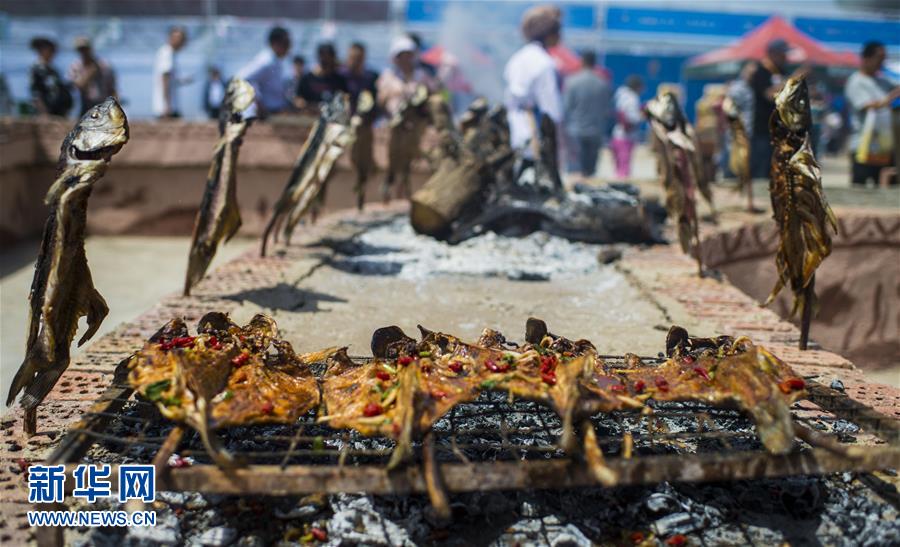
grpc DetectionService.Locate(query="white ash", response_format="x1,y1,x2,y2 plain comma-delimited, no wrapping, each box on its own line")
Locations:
330,217,614,281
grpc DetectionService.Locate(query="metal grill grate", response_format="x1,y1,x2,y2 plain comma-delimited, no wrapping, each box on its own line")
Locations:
46,355,900,497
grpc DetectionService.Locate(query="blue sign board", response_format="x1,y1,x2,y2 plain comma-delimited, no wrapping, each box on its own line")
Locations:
605,8,767,37
407,1,595,30
795,17,900,48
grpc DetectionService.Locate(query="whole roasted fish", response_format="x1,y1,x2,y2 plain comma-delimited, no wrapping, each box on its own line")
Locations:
722,96,754,212
183,79,255,295
7,97,129,434
260,93,355,256
350,90,377,210
766,76,837,349
382,85,430,203
645,91,703,275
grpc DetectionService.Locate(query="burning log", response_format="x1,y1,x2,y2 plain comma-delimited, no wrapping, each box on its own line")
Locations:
722,96,754,213
410,99,513,238
766,76,837,350
382,85,430,203
184,79,255,295
7,98,129,435
645,91,703,275
260,94,355,256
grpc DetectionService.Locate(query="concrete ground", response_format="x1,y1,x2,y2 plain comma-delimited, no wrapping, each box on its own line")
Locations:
0,236,255,409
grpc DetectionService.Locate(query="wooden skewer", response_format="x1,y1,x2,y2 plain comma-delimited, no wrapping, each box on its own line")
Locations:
799,275,815,350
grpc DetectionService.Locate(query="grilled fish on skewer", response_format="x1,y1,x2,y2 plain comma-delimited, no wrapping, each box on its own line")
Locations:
127,314,328,466
722,96,754,212
184,79,255,295
382,85,430,203
7,97,129,434
260,94,355,255
766,76,837,350
350,90,377,210
645,92,703,275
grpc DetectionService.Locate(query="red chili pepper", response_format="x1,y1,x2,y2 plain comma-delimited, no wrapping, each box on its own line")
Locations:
375,370,391,382
448,361,464,373
208,336,222,350
541,372,557,386
431,390,447,399
171,336,196,348
610,384,625,392
363,402,383,417
665,534,687,546
633,380,646,393
693,366,710,381
630,531,645,544
540,355,557,373
170,455,192,468
655,376,670,392
310,528,327,542
485,359,509,373
682,355,696,364
779,377,805,393
398,355,414,366
260,401,274,415
231,353,250,367
421,364,433,373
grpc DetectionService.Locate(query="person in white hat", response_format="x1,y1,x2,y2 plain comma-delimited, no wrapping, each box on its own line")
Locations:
503,5,564,156
376,34,438,116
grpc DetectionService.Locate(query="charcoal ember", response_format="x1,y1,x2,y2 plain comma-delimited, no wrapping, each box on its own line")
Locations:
830,378,845,392
235,536,264,547
645,492,682,515
832,420,860,437
652,512,704,536
194,526,237,546
327,494,420,546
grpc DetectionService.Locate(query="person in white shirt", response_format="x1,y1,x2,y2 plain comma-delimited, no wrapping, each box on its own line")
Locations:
152,26,189,118
844,40,900,186
610,75,645,180
237,26,292,118
503,5,563,157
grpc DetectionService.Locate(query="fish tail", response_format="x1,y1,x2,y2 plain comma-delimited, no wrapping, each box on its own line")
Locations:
7,360,37,406
194,399,237,468
20,367,63,410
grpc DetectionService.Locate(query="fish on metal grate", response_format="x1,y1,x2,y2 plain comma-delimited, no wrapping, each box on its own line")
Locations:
127,312,334,466
183,79,255,295
7,97,129,435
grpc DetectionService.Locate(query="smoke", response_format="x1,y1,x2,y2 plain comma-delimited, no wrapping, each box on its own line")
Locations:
434,3,522,111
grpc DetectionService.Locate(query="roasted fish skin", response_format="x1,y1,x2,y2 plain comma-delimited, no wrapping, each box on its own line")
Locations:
8,97,129,433
184,79,255,295
260,94,355,256
767,76,837,349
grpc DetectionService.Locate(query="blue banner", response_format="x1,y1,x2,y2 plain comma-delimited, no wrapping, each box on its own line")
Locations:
795,17,900,48
605,8,767,37
406,1,595,30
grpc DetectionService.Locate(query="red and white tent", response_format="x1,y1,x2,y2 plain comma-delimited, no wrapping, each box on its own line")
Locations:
688,16,858,72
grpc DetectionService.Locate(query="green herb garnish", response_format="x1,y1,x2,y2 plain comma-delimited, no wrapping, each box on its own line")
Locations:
312,436,325,451
145,379,171,402
418,351,432,358
480,380,498,390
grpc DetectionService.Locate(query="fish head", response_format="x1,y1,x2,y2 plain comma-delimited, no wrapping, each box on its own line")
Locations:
224,78,256,116
774,76,811,132
65,97,129,163
646,92,681,130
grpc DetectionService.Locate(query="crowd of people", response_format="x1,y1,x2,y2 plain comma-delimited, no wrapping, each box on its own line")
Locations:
21,9,900,187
